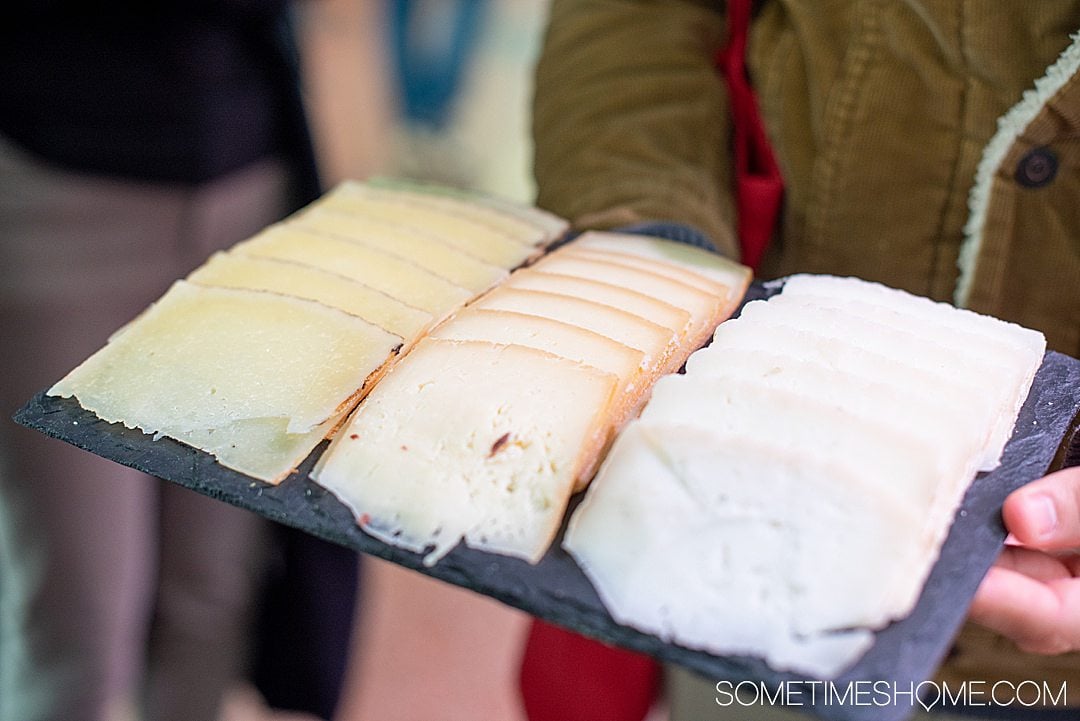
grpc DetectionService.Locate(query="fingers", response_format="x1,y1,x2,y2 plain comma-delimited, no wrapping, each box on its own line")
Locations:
970,566,1080,655
993,544,1073,583
1002,466,1080,551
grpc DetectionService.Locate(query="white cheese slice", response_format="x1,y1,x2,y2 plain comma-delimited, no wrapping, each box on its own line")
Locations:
734,298,1024,468
571,231,752,302
289,208,509,293
567,274,1045,678
233,225,472,317
781,274,1047,357
49,282,402,482
565,422,880,678
640,373,959,620
312,339,618,565
688,333,990,466
503,270,691,342
186,252,433,339
471,287,677,375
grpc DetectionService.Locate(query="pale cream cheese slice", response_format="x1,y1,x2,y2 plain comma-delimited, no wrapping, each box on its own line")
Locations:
313,339,618,565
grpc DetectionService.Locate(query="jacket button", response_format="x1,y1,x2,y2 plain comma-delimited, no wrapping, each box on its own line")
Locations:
1015,147,1058,188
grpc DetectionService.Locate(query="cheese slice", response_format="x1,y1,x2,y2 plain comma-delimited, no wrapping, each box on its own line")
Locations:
312,339,619,565
471,287,677,375
565,274,1045,678
529,252,725,347
640,373,960,621
503,270,691,343
49,281,402,482
307,198,535,268
564,422,881,678
689,332,991,464
735,298,1024,468
187,252,433,339
315,185,541,266
429,309,646,395
331,180,551,247
781,274,1048,356
366,176,570,241
571,231,752,303
167,407,351,483
429,308,651,480
289,208,509,293
233,225,472,317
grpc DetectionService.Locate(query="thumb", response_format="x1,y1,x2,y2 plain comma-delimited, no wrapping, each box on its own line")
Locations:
1002,466,1080,551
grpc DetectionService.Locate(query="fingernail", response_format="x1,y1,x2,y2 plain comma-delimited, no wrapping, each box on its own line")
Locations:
1030,494,1058,540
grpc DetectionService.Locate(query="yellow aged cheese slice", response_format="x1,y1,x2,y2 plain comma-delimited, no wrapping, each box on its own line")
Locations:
289,208,509,293
366,177,569,241
331,180,550,246
166,407,351,484
233,225,472,317
187,252,433,339
312,339,619,565
314,185,540,267
49,281,402,482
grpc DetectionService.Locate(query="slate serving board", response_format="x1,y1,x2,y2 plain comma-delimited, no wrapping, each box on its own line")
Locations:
13,281,1080,721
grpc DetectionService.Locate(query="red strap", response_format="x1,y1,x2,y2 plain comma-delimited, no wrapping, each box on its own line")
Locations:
520,621,660,721
518,6,780,720
716,0,784,271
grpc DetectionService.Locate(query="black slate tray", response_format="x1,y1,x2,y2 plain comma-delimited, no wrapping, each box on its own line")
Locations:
12,283,1080,721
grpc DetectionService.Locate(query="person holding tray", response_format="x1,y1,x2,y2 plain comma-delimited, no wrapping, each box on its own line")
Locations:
523,0,1080,719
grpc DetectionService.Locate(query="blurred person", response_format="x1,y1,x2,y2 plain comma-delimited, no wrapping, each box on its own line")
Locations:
522,0,1080,719
0,3,357,720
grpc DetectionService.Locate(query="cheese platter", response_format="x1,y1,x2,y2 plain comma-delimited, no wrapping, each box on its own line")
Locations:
11,179,1080,721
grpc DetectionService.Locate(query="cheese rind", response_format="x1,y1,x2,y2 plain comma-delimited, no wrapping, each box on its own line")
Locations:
528,252,725,347
313,339,618,564
503,270,691,343
429,309,645,393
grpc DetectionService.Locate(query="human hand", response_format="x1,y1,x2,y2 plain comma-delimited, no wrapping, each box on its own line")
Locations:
969,466,1080,654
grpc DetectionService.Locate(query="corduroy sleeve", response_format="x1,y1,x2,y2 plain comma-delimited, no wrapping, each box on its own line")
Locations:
532,0,738,259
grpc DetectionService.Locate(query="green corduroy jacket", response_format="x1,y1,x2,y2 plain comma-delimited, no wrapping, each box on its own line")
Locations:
533,0,1080,706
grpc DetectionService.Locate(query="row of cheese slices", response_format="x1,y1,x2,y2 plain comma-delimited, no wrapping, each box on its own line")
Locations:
563,274,1047,678
49,180,568,483
311,231,751,564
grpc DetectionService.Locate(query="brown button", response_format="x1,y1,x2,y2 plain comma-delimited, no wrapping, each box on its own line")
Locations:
1015,147,1058,188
